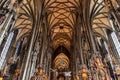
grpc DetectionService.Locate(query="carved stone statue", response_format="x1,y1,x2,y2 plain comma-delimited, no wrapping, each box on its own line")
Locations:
75,73,79,80
30,67,48,80
93,55,110,80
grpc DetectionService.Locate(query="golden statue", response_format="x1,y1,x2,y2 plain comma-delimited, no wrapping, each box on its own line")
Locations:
93,55,109,80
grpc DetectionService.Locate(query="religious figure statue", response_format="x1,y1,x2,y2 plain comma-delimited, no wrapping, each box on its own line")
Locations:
30,76,36,80
50,68,58,79
80,65,89,80
12,69,20,80
30,67,48,80
0,15,5,25
30,72,43,80
0,9,8,25
75,73,79,80
93,55,110,80
30,73,48,80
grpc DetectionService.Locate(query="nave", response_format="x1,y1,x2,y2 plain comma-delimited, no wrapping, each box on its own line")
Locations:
0,0,120,80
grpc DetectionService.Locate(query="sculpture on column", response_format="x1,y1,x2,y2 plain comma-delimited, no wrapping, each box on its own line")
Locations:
0,9,8,25
30,76,35,80
0,15,5,25
79,65,89,80
30,67,48,80
12,69,20,80
35,67,43,80
92,55,109,80
75,73,79,80
50,68,58,80
0,71,3,80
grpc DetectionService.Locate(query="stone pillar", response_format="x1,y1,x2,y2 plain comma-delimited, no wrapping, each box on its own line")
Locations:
21,23,38,80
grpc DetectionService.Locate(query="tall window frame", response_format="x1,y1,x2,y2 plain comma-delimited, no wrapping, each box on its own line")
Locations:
111,32,120,56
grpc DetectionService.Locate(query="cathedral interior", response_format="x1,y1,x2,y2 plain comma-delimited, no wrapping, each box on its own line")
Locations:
0,0,120,80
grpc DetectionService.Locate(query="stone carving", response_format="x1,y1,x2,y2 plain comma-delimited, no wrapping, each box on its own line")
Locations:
92,55,110,80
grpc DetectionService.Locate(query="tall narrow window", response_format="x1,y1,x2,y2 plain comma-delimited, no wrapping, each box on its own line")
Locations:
0,31,14,69
111,32,120,56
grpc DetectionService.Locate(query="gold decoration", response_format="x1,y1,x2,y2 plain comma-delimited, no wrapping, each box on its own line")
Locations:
0,77,3,80
82,73,88,79
93,55,110,80
75,74,79,80
80,65,89,79
37,67,43,76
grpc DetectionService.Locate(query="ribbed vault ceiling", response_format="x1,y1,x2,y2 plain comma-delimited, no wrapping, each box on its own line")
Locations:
54,53,69,69
44,0,79,70
13,0,117,49
13,0,117,70
44,0,79,51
